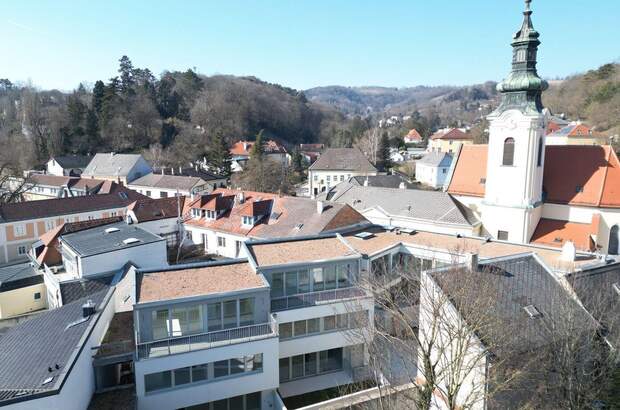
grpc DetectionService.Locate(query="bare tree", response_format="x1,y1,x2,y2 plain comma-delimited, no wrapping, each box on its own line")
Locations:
356,127,381,165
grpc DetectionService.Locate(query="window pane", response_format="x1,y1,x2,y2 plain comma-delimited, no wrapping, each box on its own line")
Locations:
279,358,290,382
214,360,229,378
324,315,336,331
312,268,324,291
246,354,263,372
305,353,318,376
145,371,171,392
152,309,169,340
292,355,304,379
307,318,320,334
324,266,337,290
337,265,350,288
294,320,307,337
239,298,254,326
230,357,245,374
298,270,310,293
213,399,228,410
207,303,222,331
174,367,191,386
279,322,292,339
246,392,261,410
188,306,202,333
286,272,298,295
321,348,343,373
272,273,284,297
192,364,208,382
336,313,348,329
223,300,237,329
230,396,244,409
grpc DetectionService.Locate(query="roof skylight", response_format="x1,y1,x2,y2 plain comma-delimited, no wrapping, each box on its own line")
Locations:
523,304,541,318
104,227,120,234
122,237,141,245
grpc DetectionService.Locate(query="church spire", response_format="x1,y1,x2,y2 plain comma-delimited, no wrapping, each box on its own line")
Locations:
493,0,548,116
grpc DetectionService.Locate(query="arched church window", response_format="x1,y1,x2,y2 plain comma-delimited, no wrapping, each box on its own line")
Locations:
537,138,543,167
609,225,619,255
502,138,515,166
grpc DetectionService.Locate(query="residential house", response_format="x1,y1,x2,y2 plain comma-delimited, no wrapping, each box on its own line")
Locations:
389,148,405,163
128,173,209,199
545,122,608,146
153,166,227,192
46,155,92,176
427,128,472,154
58,221,167,279
319,182,481,237
404,129,423,145
415,152,453,188
308,148,378,197
229,140,289,173
183,188,370,258
299,143,325,165
0,186,143,264
126,196,185,248
0,261,46,319
82,153,153,184
19,174,112,201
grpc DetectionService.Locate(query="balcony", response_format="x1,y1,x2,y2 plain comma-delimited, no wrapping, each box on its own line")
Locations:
137,314,278,360
271,287,370,312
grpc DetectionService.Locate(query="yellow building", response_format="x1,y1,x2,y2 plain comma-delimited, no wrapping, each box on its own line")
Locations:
0,262,47,319
545,122,609,146
428,128,474,154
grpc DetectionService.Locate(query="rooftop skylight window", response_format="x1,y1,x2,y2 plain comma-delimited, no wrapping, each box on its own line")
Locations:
355,232,374,240
104,227,120,234
612,282,620,296
122,237,141,245
523,304,541,318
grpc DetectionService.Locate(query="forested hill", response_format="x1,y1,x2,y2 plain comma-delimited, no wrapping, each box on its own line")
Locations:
543,63,620,136
0,56,346,170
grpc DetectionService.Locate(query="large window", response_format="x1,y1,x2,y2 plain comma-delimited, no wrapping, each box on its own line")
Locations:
145,355,263,394
239,298,254,326
279,348,345,382
170,306,202,336
269,263,356,298
279,311,367,340
502,138,515,166
152,309,170,340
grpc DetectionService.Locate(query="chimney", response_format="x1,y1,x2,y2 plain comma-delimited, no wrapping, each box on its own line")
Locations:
399,182,406,189
238,191,245,204
363,177,369,187
561,241,577,262
466,253,479,272
317,200,325,215
82,299,96,318
179,166,182,175
110,152,115,157
161,168,164,175
243,142,248,151
171,167,174,175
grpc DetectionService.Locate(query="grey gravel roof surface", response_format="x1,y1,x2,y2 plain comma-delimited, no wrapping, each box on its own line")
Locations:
60,221,163,257
322,182,477,226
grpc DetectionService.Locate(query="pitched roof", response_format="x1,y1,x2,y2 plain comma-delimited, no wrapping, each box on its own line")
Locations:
448,145,620,207
405,129,423,142
27,174,106,192
60,275,115,305
229,140,287,156
128,173,204,191
82,153,147,177
184,188,369,239
299,144,324,152
153,166,225,182
0,262,42,292
349,175,415,189
430,128,470,141
417,152,453,167
0,187,144,223
0,288,110,405
530,218,597,251
323,182,477,227
547,123,604,139
128,196,185,222
309,148,377,172
50,155,92,169
136,261,265,303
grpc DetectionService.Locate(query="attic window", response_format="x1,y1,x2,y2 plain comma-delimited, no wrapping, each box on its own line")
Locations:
612,282,620,296
242,216,255,226
191,208,201,218
523,305,541,318
105,227,120,234
122,237,140,245
355,232,374,240
294,223,304,230
576,186,584,193
553,237,563,243
118,192,128,200
270,211,281,221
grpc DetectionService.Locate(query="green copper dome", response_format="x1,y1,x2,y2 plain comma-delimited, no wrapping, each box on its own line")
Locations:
492,0,548,116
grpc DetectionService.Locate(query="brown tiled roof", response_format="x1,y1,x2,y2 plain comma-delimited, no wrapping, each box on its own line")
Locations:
128,197,185,222
545,121,564,135
447,145,488,197
448,145,620,208
248,237,358,267
0,187,145,223
184,189,368,239
229,140,287,156
430,128,470,140
28,174,106,192
137,261,265,303
530,218,597,251
405,129,423,141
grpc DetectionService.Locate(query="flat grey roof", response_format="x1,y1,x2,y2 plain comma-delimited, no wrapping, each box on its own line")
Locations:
60,221,164,257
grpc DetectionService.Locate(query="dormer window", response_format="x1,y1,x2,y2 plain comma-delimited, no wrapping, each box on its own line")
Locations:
206,210,217,220
242,216,255,226
191,208,201,219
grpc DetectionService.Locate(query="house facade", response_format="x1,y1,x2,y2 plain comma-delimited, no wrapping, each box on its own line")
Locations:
46,155,92,177
128,173,209,199
82,153,153,184
18,174,110,201
308,148,378,197
427,128,472,154
415,152,453,188
229,140,290,173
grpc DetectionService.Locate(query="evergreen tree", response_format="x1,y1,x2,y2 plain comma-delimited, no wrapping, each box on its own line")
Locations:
118,55,135,95
250,130,265,160
92,80,105,117
291,148,303,173
377,132,392,172
207,134,232,177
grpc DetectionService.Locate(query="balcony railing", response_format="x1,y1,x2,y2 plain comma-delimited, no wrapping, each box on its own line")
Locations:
137,314,278,360
271,287,369,312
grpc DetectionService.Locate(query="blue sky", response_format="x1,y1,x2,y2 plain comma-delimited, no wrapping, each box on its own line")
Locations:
1,0,619,91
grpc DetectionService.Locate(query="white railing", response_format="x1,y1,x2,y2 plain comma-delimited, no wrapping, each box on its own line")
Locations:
137,314,278,360
271,287,369,312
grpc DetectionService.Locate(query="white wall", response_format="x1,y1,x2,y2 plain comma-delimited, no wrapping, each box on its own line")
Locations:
135,337,279,410
186,225,248,258
309,170,378,196
78,240,168,277
417,164,450,188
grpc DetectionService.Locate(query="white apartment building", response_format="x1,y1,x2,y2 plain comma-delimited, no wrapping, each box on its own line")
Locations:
308,148,378,197
415,152,453,188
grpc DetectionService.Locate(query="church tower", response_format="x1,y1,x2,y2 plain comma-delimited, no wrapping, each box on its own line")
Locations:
481,0,549,243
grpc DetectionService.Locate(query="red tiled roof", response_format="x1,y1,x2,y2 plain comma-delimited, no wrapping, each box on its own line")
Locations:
430,128,470,141
405,129,423,142
530,218,597,251
545,121,564,135
448,145,620,208
128,197,186,222
229,140,287,156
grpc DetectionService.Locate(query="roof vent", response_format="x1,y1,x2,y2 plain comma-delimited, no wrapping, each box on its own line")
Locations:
82,299,96,318
41,376,54,386
523,305,541,318
612,282,620,296
105,227,120,234
123,237,140,245
354,232,374,240
294,223,304,230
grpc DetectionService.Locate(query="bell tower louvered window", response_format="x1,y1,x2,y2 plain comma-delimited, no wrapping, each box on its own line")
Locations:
502,138,515,166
